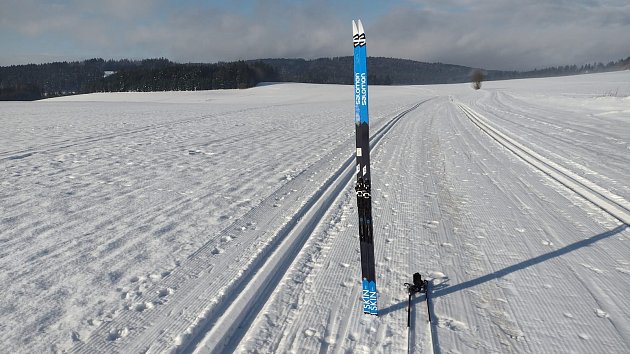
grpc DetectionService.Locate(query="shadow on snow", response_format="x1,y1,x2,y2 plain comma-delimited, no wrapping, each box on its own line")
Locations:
433,224,628,299
378,224,628,353
380,224,628,315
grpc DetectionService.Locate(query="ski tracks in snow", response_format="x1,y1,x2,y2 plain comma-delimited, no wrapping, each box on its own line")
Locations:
191,100,430,353
72,89,630,353
435,96,630,352
68,99,428,353
458,103,630,225
1,89,419,353
3,75,630,353
236,97,480,354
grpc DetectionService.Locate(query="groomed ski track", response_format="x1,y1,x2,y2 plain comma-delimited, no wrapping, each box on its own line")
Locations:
458,103,630,225
2,73,630,354
235,77,630,353
190,100,429,353
65,92,431,353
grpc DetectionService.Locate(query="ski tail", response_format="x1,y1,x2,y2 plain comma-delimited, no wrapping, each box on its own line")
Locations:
353,19,377,316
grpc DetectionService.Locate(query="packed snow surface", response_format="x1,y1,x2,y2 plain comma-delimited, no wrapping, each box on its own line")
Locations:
1,72,629,353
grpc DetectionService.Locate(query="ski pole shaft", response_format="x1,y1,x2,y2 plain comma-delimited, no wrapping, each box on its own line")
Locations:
407,293,412,327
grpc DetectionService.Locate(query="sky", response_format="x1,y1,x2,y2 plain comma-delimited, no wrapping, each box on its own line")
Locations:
0,0,629,70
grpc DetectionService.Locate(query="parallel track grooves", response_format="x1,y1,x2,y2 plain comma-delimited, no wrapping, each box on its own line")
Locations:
458,103,630,225
190,99,430,353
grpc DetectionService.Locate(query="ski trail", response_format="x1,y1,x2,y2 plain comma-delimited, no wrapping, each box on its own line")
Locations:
234,98,436,353
458,103,630,225
190,99,430,353
60,95,420,354
230,99,432,353
192,159,355,352
429,97,630,353
4,74,630,354
414,100,507,353
475,90,630,201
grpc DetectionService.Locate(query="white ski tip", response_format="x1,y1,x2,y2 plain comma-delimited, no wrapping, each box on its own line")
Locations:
352,20,358,37
357,19,365,35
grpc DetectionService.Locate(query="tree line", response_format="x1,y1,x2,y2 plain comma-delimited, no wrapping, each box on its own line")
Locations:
0,58,278,100
1,56,628,100
84,61,277,92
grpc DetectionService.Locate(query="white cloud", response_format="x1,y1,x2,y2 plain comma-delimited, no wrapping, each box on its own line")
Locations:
370,0,630,69
0,0,628,69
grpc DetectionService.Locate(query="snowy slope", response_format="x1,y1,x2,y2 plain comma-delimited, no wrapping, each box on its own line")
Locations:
1,72,629,353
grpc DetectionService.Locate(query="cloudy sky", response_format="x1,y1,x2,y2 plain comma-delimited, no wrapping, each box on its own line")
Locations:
1,0,628,70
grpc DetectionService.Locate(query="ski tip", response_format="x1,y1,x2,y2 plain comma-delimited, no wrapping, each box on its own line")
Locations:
357,19,365,35
353,19,366,47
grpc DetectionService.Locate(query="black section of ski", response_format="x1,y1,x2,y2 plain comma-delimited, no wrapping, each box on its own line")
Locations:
355,122,371,182
355,174,375,283
356,122,377,314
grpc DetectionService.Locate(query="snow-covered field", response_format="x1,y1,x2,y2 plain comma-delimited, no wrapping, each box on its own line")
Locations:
1,72,629,353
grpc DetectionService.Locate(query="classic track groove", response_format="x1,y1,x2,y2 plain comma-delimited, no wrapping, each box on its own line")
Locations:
458,103,630,225
190,100,430,353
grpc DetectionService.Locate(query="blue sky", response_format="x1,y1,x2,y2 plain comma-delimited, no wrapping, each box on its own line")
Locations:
1,0,629,70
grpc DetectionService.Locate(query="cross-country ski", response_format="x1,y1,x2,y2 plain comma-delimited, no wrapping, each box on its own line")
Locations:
353,19,378,316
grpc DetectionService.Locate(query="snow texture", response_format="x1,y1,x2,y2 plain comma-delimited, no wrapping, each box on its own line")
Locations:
1,72,629,353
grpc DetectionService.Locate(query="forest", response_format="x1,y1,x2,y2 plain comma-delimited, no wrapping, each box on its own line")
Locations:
1,56,628,100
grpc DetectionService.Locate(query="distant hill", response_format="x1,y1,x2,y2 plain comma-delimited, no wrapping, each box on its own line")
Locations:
1,56,628,100
256,56,630,85
256,57,481,85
